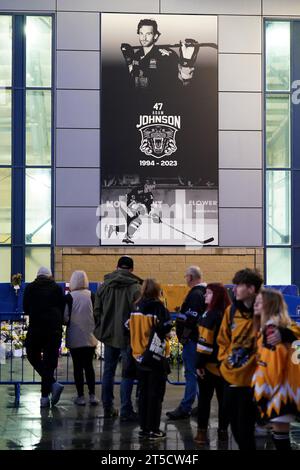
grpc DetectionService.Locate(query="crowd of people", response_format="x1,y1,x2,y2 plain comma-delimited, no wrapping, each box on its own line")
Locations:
22,258,300,449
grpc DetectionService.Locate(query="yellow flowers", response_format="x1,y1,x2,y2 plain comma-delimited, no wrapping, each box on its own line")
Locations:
169,326,183,364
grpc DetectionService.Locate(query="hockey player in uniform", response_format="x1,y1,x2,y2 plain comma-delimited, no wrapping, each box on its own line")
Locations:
120,18,200,90
105,180,158,245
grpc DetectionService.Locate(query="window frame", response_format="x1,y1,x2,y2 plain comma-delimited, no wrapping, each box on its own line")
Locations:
264,19,300,287
0,13,54,282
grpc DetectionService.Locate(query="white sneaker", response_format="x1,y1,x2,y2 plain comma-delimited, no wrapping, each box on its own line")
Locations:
40,397,50,408
89,394,99,406
51,382,64,406
74,396,86,406
122,236,134,245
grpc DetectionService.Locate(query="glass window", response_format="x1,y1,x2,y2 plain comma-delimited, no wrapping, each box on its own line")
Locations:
26,16,52,88
266,171,291,245
0,168,11,244
266,95,290,168
0,89,11,165
266,21,290,92
266,247,291,285
25,246,51,282
0,16,12,87
25,169,51,244
26,90,51,166
0,246,11,282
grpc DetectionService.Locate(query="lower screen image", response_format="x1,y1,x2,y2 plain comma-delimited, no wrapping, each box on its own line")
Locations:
101,182,218,246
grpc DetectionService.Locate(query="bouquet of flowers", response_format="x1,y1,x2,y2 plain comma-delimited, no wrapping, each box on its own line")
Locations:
169,327,183,365
11,273,23,296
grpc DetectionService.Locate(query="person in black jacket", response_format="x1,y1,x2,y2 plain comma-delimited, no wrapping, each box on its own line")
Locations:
129,278,172,440
166,266,206,420
195,283,231,446
23,267,65,408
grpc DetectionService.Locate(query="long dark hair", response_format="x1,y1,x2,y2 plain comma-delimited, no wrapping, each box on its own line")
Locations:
206,283,231,312
136,278,161,304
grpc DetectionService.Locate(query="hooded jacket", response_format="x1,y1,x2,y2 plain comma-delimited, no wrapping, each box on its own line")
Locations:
94,269,142,349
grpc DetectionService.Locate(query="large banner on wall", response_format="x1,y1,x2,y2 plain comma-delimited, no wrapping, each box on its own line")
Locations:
100,14,218,246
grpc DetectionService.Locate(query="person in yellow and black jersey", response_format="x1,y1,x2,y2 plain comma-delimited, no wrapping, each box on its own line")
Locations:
217,268,263,450
129,279,172,441
252,289,300,450
194,283,231,446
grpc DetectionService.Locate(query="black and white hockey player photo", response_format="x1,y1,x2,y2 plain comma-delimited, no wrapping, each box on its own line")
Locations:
105,180,156,245
101,14,218,246
120,18,201,90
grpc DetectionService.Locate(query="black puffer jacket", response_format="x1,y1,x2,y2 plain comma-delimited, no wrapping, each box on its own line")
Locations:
23,276,65,334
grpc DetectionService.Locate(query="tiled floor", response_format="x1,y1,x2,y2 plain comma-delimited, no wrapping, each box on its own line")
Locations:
0,383,274,451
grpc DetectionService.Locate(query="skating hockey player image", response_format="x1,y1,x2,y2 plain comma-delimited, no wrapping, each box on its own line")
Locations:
105,180,158,245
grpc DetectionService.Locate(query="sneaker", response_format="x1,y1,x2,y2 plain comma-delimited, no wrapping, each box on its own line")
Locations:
194,429,208,445
138,429,150,439
51,382,64,406
255,425,269,437
122,236,134,245
104,407,119,418
120,411,138,422
148,430,166,441
40,397,50,408
166,407,191,420
89,394,99,406
74,396,86,406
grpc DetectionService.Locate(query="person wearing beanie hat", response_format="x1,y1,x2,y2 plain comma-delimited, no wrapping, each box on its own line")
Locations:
94,256,142,420
117,256,134,270
37,266,52,278
23,267,65,408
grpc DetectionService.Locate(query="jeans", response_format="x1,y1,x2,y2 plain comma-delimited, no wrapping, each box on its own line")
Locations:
180,340,198,413
70,347,96,397
25,332,61,397
101,344,134,416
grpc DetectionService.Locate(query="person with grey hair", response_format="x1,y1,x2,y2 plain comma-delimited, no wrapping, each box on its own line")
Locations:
64,271,99,406
23,267,65,408
166,266,206,420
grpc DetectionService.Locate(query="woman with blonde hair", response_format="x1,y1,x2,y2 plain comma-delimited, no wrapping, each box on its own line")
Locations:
64,271,99,406
253,288,300,450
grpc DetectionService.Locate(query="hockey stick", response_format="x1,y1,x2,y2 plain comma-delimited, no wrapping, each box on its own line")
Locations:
128,42,218,50
151,214,214,245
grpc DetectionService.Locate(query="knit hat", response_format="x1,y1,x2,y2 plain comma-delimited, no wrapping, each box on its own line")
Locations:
37,266,52,278
117,256,134,270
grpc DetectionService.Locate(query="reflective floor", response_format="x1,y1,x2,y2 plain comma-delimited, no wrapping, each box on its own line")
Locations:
0,384,274,451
